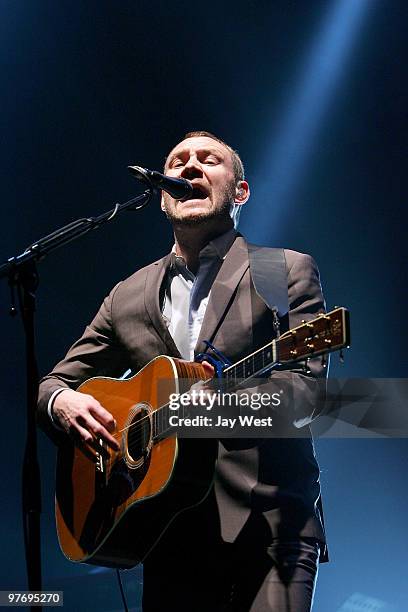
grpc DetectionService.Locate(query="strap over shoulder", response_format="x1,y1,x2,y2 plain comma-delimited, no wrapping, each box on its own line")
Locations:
247,244,288,317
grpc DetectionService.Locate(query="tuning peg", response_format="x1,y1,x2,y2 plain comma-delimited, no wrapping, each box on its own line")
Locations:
302,359,312,375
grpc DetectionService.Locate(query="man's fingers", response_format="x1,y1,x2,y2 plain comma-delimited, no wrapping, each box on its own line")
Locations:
52,390,119,450
69,406,119,451
69,425,111,459
88,400,117,433
73,423,94,446
201,360,215,377
81,414,120,451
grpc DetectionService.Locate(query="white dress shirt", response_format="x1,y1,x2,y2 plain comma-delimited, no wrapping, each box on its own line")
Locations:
163,228,237,360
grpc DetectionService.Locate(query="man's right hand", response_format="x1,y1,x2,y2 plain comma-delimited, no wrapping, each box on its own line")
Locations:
52,389,120,451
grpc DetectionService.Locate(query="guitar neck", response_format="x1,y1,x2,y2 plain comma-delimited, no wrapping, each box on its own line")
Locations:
152,307,350,439
222,341,277,389
222,306,350,389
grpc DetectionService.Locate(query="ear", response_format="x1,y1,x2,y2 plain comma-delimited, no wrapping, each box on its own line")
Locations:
234,180,250,205
160,193,166,211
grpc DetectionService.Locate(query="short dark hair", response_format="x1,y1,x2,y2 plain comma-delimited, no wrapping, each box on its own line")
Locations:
166,130,245,182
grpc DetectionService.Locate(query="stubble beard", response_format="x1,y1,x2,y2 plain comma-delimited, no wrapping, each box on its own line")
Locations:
162,182,236,227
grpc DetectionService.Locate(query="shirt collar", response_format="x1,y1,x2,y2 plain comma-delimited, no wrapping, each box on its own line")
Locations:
170,228,237,270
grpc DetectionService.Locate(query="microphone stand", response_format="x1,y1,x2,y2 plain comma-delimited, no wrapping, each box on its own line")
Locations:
0,188,153,610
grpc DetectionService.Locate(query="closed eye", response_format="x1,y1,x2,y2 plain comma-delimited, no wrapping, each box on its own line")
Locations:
203,156,219,165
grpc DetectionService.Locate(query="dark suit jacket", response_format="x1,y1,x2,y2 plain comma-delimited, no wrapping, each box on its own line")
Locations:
37,235,328,560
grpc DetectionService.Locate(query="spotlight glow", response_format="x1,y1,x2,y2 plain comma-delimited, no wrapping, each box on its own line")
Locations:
241,0,371,243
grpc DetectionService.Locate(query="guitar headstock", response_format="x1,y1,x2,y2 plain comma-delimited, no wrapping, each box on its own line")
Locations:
278,307,350,365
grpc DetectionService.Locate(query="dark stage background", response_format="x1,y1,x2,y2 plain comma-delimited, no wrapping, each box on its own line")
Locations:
0,1,406,610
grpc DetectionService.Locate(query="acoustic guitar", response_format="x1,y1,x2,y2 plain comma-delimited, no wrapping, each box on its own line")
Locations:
56,307,350,568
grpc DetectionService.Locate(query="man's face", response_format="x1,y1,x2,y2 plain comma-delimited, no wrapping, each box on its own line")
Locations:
162,136,237,226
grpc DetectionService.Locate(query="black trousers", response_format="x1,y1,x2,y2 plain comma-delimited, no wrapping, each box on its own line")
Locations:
142,503,320,612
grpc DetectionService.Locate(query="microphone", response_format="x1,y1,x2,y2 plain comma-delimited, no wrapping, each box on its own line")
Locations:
128,165,193,201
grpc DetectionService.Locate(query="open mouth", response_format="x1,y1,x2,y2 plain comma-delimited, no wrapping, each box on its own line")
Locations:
186,185,209,200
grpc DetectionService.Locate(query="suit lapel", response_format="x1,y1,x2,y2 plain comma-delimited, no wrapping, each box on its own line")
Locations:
144,254,181,357
195,236,249,354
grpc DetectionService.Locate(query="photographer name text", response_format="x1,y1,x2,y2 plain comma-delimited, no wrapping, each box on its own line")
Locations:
168,414,274,428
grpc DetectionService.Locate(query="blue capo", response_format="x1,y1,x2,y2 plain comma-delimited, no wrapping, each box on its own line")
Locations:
195,340,232,379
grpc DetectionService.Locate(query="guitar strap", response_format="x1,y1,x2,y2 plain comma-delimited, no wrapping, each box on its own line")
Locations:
196,245,289,369
247,244,288,336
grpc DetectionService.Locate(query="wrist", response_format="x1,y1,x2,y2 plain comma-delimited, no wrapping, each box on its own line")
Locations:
47,388,70,430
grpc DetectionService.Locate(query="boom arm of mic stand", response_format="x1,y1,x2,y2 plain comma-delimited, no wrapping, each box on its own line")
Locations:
0,188,153,279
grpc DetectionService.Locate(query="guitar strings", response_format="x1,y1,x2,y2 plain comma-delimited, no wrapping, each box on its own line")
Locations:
108,347,272,449
107,361,260,449
107,339,275,445
109,373,214,443
106,373,232,450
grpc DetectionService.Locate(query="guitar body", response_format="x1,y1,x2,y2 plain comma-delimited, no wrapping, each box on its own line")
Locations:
55,307,350,569
56,355,216,568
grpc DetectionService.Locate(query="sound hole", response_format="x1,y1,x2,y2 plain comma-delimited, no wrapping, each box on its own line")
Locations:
124,403,152,469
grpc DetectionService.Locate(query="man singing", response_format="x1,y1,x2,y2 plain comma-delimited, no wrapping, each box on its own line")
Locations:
37,131,328,611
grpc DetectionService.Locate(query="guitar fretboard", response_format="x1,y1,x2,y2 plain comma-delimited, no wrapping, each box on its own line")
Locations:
151,339,278,440
223,340,277,388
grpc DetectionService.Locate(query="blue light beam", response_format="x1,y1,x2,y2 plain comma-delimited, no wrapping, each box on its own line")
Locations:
240,0,371,244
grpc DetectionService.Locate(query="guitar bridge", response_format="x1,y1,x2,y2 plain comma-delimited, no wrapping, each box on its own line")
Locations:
95,453,104,473
95,438,105,473
95,438,109,488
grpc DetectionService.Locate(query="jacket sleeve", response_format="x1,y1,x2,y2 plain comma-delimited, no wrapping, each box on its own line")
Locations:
273,250,328,427
36,282,129,444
